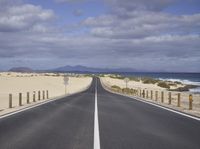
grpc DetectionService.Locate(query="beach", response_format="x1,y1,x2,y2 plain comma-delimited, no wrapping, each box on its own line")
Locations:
0,72,92,113
101,75,200,117
113,72,200,93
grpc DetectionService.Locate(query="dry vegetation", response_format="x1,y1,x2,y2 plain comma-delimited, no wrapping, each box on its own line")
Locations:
104,74,198,91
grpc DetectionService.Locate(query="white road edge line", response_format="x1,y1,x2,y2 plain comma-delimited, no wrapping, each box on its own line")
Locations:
94,79,101,149
134,97,200,121
100,79,200,122
0,82,92,120
0,96,62,119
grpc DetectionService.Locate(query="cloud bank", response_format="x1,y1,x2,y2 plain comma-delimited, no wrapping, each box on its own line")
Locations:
0,0,199,72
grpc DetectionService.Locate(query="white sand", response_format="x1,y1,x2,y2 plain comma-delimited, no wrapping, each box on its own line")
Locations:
0,72,92,111
101,76,200,117
101,76,165,91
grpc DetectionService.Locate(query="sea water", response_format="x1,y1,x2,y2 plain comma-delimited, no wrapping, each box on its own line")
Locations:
117,72,200,93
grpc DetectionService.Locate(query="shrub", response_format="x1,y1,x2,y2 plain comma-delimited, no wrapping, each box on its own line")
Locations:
157,81,170,89
142,77,159,84
111,85,121,90
170,87,189,92
109,75,140,82
170,85,197,92
98,74,105,77
110,75,125,80
55,73,60,76
168,83,177,87
84,74,93,77
122,88,131,93
174,81,182,85
129,89,138,94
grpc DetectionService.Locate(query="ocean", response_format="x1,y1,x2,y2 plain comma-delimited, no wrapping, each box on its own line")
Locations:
116,72,200,93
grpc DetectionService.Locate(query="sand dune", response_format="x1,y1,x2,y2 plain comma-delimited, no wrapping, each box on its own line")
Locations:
101,76,166,91
101,76,200,117
0,72,92,111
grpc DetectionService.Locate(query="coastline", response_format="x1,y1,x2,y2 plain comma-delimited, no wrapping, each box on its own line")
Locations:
101,72,200,93
101,76,200,117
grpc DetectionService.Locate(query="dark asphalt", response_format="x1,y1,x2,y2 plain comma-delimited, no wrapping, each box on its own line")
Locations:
97,79,200,149
0,78,200,149
0,79,95,149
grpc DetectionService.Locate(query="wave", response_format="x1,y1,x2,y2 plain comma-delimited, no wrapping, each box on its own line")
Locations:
189,87,200,93
158,78,200,93
158,78,200,86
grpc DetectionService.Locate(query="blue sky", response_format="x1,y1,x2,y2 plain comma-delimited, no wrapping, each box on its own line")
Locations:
0,0,200,72
163,0,200,14
27,0,108,24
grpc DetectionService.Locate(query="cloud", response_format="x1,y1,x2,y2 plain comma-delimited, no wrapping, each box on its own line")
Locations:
0,0,200,72
0,0,22,6
0,3,55,32
105,0,178,12
82,11,200,39
0,29,200,71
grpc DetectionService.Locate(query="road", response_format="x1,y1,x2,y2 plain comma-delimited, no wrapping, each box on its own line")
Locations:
0,78,200,149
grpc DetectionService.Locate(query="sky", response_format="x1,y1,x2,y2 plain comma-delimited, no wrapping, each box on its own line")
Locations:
0,0,200,72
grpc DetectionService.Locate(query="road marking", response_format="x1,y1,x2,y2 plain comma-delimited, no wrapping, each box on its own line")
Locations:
100,79,200,122
0,83,92,120
0,94,70,120
134,97,200,121
94,79,101,149
0,99,56,119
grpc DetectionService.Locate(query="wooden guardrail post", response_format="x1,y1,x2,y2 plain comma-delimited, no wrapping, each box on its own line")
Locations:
168,92,172,105
151,90,153,100
189,94,193,110
155,91,158,101
9,94,12,108
161,91,164,103
38,91,41,100
43,90,45,99
146,90,149,99
27,92,30,104
46,90,49,99
33,91,36,102
19,93,22,106
177,93,181,107
143,90,145,98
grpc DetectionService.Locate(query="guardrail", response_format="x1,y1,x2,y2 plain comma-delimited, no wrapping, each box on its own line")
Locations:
101,79,200,113
0,77,93,113
8,90,49,109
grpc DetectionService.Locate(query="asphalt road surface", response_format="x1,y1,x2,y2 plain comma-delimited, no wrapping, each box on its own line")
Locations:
0,78,200,149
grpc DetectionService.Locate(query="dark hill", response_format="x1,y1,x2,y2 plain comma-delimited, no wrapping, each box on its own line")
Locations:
9,67,33,73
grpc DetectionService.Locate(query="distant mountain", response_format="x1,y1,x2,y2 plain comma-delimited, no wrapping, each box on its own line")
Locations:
52,65,138,73
9,67,33,73
8,65,139,73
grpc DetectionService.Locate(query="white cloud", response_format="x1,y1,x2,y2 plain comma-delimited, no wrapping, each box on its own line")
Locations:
105,0,178,11
82,11,200,39
0,0,200,72
0,3,55,32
